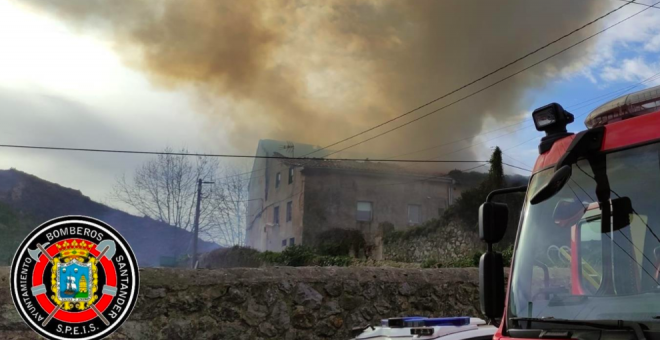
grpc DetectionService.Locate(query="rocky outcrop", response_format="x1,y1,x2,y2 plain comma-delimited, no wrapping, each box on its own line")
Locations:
0,266,482,339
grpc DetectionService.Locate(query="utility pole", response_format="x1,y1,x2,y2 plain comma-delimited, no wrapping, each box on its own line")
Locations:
191,178,214,269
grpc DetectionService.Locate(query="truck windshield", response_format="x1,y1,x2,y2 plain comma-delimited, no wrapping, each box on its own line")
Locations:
509,142,660,325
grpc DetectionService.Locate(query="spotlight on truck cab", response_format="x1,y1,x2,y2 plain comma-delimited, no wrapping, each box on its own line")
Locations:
533,103,574,133
532,103,575,154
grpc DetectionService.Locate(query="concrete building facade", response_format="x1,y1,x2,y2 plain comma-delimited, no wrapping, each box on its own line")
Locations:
245,140,455,257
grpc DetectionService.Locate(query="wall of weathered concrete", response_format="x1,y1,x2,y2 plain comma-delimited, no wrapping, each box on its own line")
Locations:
302,169,453,257
246,156,306,252
383,221,483,263
0,266,482,340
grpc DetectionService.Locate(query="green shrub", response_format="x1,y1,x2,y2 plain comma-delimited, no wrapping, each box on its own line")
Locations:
316,229,366,257
282,245,317,266
258,250,284,265
201,245,262,268
421,251,482,269
0,202,36,265
383,230,405,244
315,255,353,267
501,245,513,267
421,259,439,268
383,219,442,244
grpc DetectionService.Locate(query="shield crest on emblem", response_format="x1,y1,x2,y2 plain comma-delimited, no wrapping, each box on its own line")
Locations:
56,259,92,302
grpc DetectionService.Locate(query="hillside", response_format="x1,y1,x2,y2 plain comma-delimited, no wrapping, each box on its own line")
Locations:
0,169,219,266
0,201,35,265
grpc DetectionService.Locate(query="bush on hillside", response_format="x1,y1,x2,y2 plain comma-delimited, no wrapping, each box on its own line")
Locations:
258,245,317,267
420,251,482,268
0,202,36,265
315,228,366,257
200,245,262,268
442,147,525,246
383,219,442,244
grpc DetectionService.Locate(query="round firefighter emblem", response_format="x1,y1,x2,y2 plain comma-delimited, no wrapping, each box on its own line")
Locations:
10,216,139,340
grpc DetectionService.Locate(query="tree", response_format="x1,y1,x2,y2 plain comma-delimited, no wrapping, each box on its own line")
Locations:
442,147,507,229
111,147,219,237
487,146,504,190
112,148,251,247
207,166,249,247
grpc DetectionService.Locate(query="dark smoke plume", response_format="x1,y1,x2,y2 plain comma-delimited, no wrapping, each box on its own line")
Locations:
22,0,606,166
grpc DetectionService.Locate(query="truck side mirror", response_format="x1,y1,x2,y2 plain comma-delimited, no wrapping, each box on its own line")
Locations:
478,186,527,324
478,202,507,322
480,251,505,321
479,202,509,244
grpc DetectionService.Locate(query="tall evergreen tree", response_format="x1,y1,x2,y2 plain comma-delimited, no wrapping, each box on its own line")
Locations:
487,146,505,191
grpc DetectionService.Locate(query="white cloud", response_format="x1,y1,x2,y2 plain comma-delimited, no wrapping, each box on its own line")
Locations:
600,57,660,84
547,3,660,85
644,33,660,52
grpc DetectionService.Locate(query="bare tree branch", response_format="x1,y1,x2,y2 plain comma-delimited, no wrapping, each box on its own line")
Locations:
111,148,248,247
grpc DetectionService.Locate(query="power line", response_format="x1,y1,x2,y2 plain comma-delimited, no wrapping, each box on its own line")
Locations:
318,0,656,158
206,70,660,185
501,151,535,169
230,72,659,184
384,121,534,160
384,70,660,162
362,161,531,189
461,163,488,172
502,162,533,172
616,0,660,9
0,143,495,164
304,0,639,158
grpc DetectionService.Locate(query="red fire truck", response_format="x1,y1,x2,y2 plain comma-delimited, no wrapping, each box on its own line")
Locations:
478,85,660,340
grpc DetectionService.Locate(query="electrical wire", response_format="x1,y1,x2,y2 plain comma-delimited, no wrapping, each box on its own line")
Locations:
616,0,660,9
305,0,648,157
383,71,660,161
317,0,658,158
0,143,496,164
501,151,535,169
303,0,639,158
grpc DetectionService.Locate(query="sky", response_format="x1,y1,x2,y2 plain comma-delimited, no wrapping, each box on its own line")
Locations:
2,0,660,212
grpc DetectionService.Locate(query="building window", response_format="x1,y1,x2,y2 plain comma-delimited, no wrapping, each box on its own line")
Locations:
289,238,295,246
356,201,372,222
276,172,281,188
408,204,421,225
282,239,287,248
286,201,293,222
288,167,294,184
273,206,280,225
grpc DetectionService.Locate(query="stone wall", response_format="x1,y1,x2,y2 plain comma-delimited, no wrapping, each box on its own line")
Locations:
383,222,483,263
0,266,482,340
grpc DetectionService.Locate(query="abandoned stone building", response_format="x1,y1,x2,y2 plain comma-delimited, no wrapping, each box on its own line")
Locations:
245,140,456,258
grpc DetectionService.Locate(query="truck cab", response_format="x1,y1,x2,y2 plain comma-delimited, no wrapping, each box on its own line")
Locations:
479,85,660,340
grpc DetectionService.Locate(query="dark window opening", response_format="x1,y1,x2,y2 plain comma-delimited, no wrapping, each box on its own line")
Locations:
282,239,287,247
273,206,280,225
288,167,294,184
276,172,281,188
289,238,295,246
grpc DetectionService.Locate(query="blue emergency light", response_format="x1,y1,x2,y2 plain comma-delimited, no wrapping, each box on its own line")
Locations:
381,316,471,328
